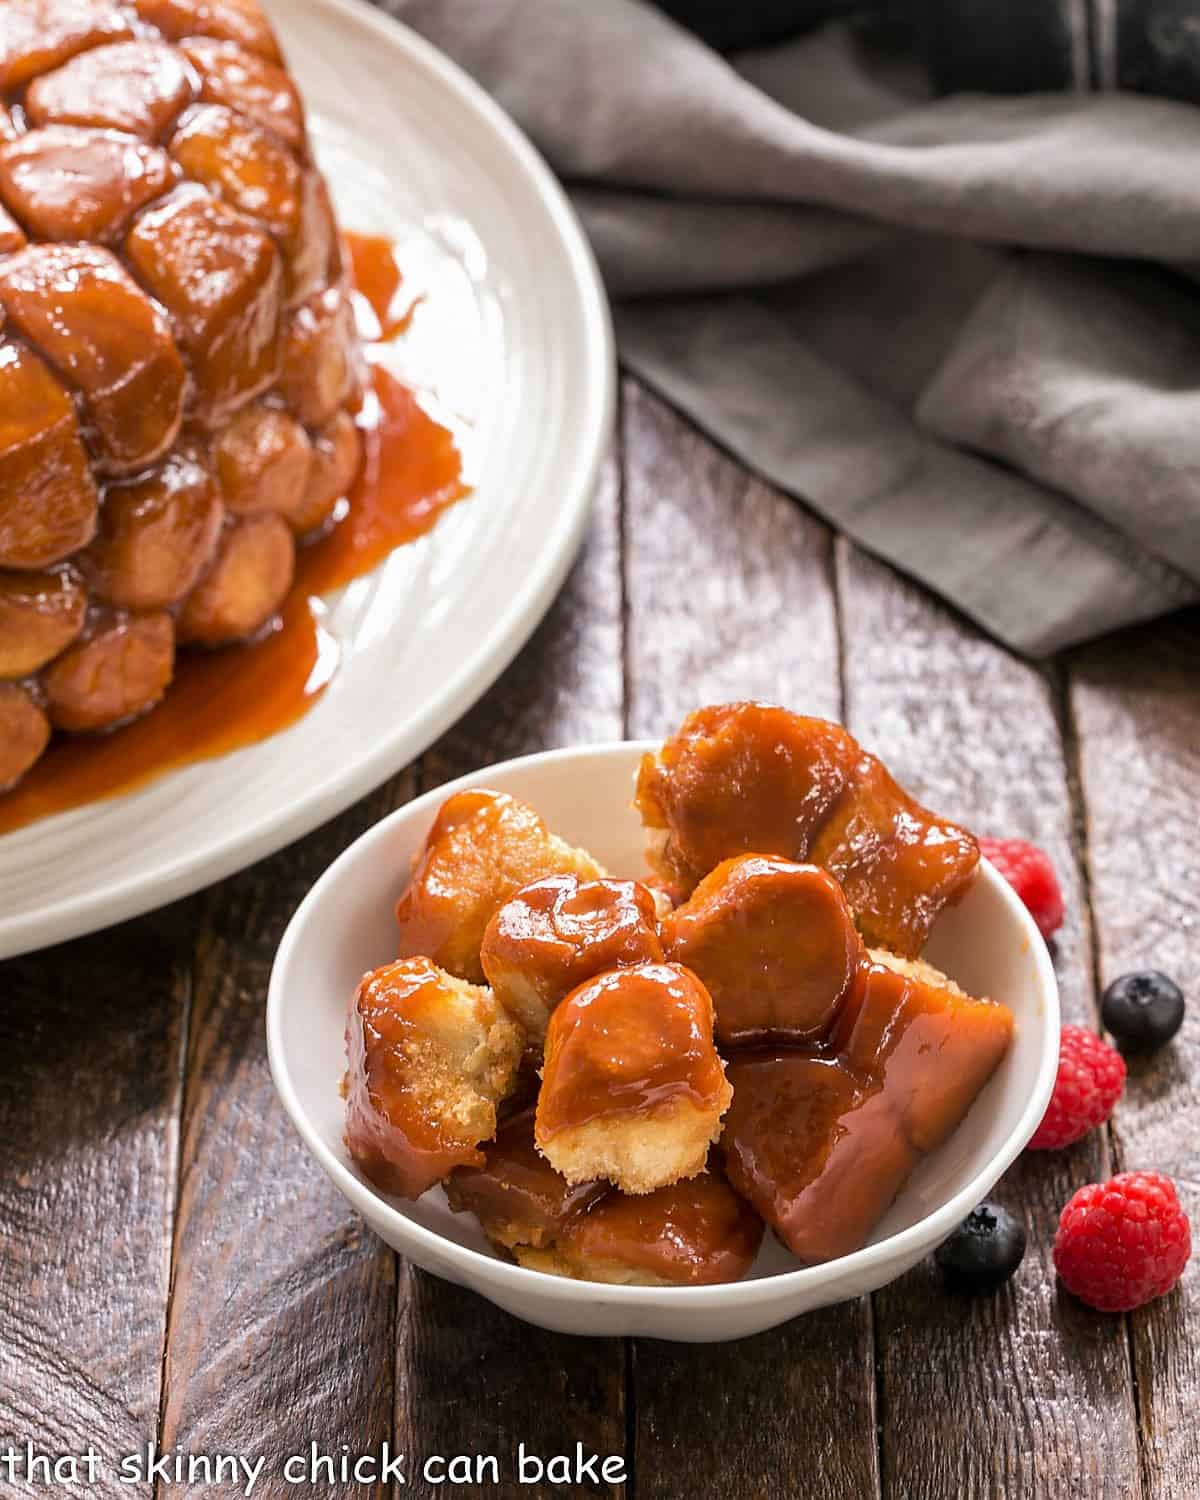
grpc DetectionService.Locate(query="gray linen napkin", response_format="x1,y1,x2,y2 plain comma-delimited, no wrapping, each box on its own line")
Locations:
376,0,1200,654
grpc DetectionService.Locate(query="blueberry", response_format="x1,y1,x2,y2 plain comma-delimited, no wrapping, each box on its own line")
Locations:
934,1202,1026,1293
1101,971,1185,1054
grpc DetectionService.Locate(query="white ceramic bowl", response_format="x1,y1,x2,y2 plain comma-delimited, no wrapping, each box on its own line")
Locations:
268,743,1060,1341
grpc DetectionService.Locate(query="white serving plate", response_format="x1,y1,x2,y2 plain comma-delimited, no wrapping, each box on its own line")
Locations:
268,742,1060,1342
0,0,613,960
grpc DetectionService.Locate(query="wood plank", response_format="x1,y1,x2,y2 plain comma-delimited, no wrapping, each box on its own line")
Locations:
622,382,877,1500
1071,610,1200,1500
158,788,404,1498
394,453,628,1500
0,904,190,1496
836,541,1143,1499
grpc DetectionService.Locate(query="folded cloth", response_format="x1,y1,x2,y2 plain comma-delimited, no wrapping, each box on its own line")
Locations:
377,0,1200,654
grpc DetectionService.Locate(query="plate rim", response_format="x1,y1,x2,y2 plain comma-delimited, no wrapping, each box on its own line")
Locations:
0,0,615,961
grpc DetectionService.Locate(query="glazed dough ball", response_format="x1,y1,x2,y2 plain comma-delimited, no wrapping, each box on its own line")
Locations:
535,961,732,1196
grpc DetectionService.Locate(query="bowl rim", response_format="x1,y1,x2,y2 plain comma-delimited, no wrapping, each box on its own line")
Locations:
267,739,1061,1308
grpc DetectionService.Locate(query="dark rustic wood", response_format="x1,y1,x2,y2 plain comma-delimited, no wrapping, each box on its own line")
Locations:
836,541,1143,1500
0,905,190,1497
1071,610,1200,1500
394,455,628,1500
622,382,878,1500
156,785,403,1500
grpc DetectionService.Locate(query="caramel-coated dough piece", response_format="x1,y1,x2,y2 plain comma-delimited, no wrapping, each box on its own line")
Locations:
721,955,1013,1264
290,410,361,537
181,37,303,149
535,962,732,1195
481,875,664,1044
344,956,525,1200
637,702,980,956
0,126,176,242
279,285,359,427
176,512,294,646
0,570,87,678
660,856,864,1046
85,449,225,611
445,1108,606,1253
42,610,175,732
26,40,197,138
516,1169,764,1287
0,0,134,92
125,187,283,421
213,403,312,520
395,789,607,984
0,681,51,790
0,244,186,473
0,341,98,569
833,950,1014,1153
721,1053,913,1266
133,0,283,62
170,104,301,243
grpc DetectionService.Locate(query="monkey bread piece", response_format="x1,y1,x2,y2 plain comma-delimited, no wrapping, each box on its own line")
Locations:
132,0,283,60
0,126,176,243
280,285,360,427
0,570,87,678
832,949,1014,1154
85,449,225,612
0,1,134,92
395,790,607,984
213,403,312,520
176,512,294,646
344,956,525,1201
42,610,175,732
0,682,51,791
24,40,196,137
720,1053,914,1265
125,188,284,422
660,856,864,1048
181,36,304,149
0,341,98,570
481,875,665,1044
0,245,187,474
721,956,1013,1264
445,1108,607,1254
535,962,733,1196
636,702,980,957
516,1169,764,1286
290,410,361,537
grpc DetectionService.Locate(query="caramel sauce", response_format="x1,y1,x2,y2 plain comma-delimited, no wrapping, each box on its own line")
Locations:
0,232,469,835
537,962,728,1139
346,233,421,341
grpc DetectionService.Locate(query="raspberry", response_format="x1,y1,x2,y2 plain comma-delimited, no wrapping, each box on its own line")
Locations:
1027,1025,1126,1150
1054,1171,1191,1312
979,837,1065,939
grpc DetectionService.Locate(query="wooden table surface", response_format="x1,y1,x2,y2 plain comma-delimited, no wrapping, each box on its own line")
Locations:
1,378,1197,1500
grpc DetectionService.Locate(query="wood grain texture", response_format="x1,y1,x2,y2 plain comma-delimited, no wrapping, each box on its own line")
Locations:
394,455,627,1499
836,540,1143,1500
622,382,878,1500
0,906,190,1497
1071,610,1200,1500
157,787,404,1498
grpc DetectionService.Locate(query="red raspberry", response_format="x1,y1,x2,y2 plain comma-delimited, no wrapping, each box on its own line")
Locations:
1027,1025,1126,1150
979,836,1064,939
1054,1171,1191,1312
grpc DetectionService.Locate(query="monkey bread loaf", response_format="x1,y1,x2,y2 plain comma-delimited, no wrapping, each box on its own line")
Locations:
0,0,364,793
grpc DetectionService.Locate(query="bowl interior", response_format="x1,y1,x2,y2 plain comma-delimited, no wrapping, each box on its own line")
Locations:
271,743,1057,1286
